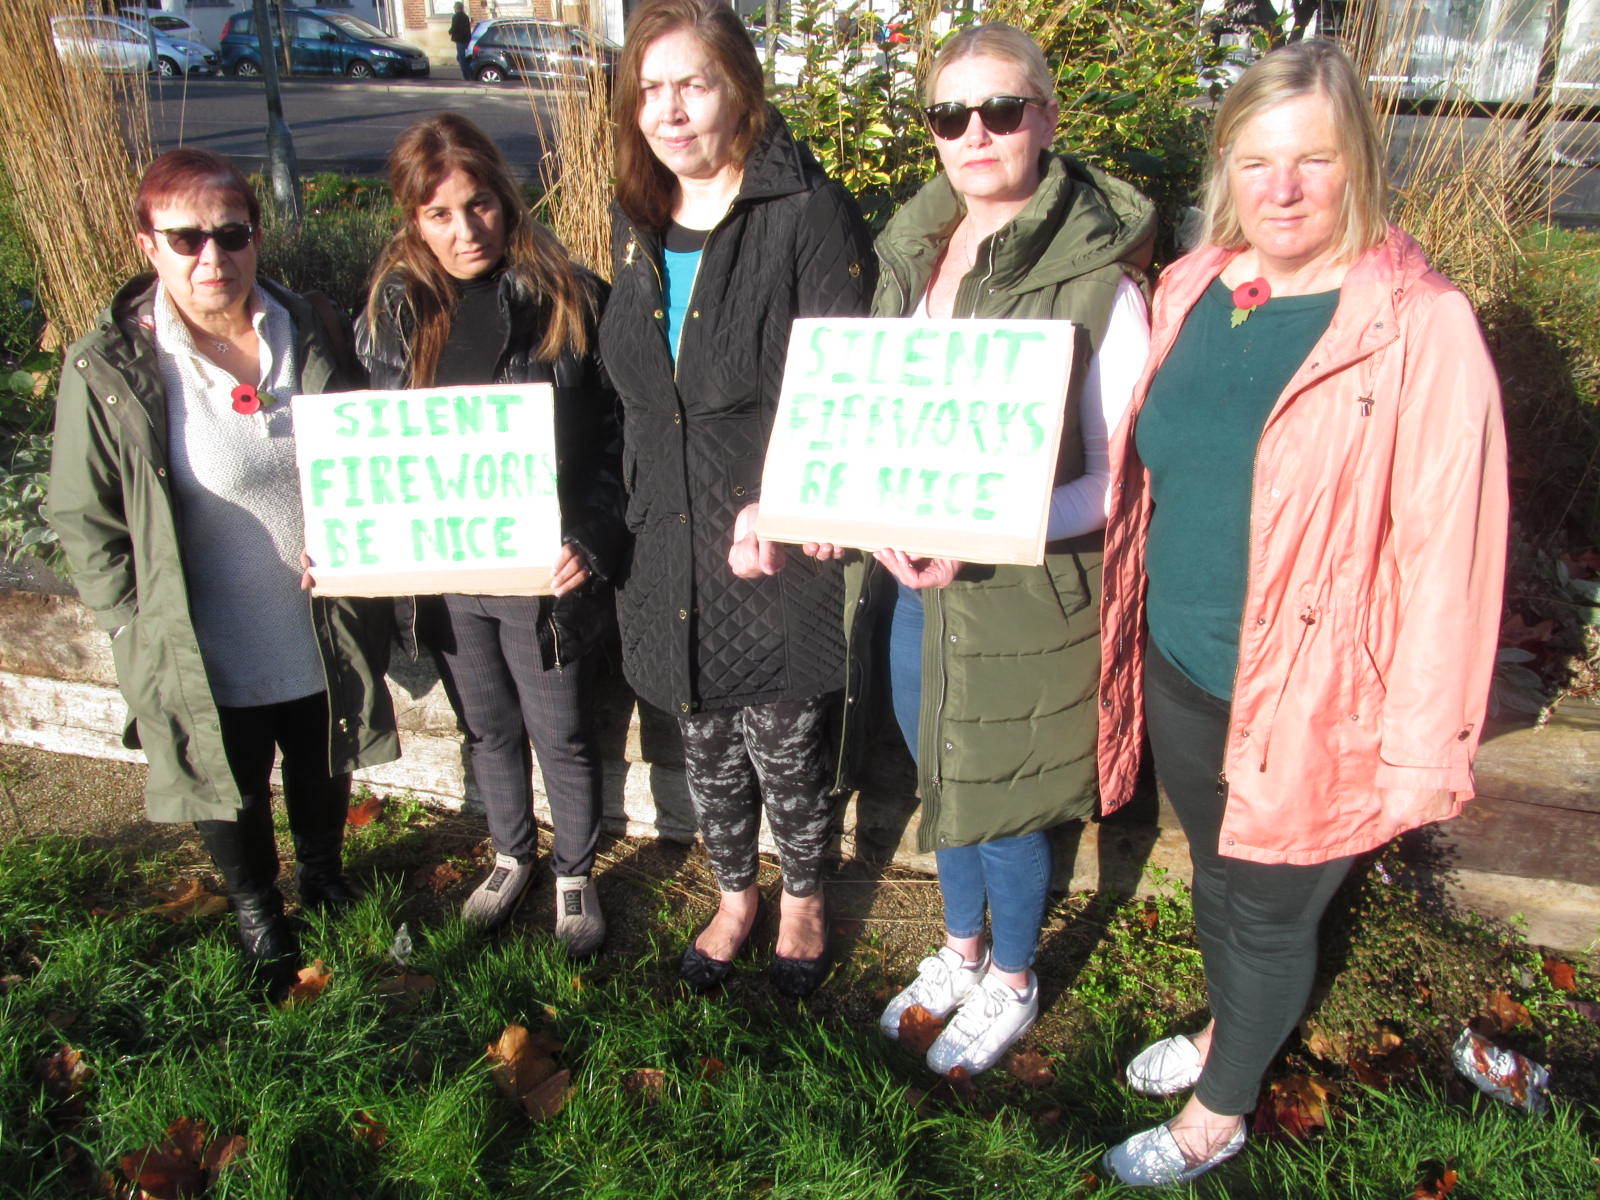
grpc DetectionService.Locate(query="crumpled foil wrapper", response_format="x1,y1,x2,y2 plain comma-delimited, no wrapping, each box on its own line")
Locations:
1452,1027,1550,1114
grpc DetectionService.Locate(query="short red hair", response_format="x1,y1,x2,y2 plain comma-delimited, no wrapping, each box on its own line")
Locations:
133,149,260,232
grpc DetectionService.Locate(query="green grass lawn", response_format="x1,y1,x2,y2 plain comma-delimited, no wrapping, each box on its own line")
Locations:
1,816,1597,1200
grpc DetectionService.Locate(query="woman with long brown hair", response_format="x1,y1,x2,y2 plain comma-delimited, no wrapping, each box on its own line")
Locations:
600,0,874,997
358,113,624,952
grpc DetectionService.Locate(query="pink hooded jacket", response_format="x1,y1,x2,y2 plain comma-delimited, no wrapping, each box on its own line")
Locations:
1097,226,1509,865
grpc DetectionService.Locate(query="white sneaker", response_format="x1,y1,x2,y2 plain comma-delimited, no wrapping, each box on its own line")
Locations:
879,947,989,1040
554,874,605,957
925,972,1039,1076
1102,1119,1245,1187
461,853,535,927
1124,1033,1204,1096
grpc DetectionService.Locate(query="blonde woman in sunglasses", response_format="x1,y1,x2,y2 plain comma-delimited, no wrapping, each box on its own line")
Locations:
48,149,399,999
830,22,1155,1076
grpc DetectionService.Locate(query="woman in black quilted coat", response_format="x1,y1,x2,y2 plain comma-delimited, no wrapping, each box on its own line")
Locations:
600,0,874,997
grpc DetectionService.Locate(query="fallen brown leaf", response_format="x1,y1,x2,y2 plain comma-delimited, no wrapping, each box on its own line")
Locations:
1413,1166,1459,1199
1140,900,1160,931
1005,1048,1056,1089
1485,989,1532,1033
896,1004,943,1056
699,1056,726,1081
142,879,229,923
1077,1170,1102,1194
486,1024,560,1107
44,1009,80,1030
1032,1106,1062,1129
372,972,436,1003
521,1068,573,1120
36,1044,91,1104
1542,958,1578,993
282,960,333,1007
117,1117,244,1199
346,794,385,828
411,862,465,894
1347,1044,1418,1087
350,1110,389,1150
1501,613,1556,648
622,1067,668,1101
1253,1075,1334,1142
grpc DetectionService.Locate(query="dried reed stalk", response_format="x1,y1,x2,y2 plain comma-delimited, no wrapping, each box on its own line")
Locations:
0,0,150,343
1345,0,1600,306
526,34,615,279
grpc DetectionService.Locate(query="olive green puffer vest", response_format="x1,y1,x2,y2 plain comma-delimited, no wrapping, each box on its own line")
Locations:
838,154,1154,851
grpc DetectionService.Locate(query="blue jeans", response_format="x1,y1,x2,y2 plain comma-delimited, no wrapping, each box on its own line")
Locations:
886,582,1052,974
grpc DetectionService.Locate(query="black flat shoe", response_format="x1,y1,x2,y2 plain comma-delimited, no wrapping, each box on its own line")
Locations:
298,873,363,914
679,897,765,993
769,944,832,999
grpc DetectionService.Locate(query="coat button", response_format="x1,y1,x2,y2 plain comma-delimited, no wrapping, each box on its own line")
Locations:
1101,698,1112,708
678,513,687,523
156,467,166,477
653,309,664,319
338,717,350,732
691,309,700,319
948,634,957,643
107,395,118,404
1225,837,1235,847
76,358,88,368
733,485,745,497
679,702,691,713
678,609,688,620
673,413,681,424
848,262,861,278
944,741,953,750
1256,617,1266,626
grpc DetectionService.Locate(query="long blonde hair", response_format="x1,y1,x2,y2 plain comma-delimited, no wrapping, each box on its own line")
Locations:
367,113,589,387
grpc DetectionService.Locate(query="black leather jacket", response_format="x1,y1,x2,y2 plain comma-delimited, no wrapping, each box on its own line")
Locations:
357,267,625,666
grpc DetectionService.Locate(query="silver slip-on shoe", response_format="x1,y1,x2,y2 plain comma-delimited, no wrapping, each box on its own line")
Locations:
461,853,536,928
554,874,605,957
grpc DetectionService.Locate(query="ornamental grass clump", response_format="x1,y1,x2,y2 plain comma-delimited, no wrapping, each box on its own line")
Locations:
0,0,150,343
526,34,614,277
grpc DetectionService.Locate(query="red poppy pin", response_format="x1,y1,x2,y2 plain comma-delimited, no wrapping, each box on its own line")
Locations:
231,383,264,415
1230,277,1270,327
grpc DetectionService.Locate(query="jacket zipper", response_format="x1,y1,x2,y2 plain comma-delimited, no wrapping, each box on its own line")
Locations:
305,588,340,775
670,205,737,385
547,611,564,670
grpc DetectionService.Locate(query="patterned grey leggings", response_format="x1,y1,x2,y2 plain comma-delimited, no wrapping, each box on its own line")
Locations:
678,695,835,897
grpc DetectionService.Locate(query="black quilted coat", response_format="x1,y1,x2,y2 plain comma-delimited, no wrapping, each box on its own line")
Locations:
357,268,625,666
600,110,876,715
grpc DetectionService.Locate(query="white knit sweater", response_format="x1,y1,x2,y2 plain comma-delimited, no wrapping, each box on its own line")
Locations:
156,284,323,708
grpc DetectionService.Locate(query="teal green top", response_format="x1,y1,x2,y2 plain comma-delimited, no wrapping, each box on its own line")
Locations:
662,222,707,362
1136,277,1338,699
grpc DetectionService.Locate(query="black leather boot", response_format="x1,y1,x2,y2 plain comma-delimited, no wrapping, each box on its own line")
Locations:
232,887,301,998
290,783,361,915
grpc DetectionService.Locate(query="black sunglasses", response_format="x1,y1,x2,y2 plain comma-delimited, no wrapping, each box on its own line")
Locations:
152,223,256,256
923,95,1042,141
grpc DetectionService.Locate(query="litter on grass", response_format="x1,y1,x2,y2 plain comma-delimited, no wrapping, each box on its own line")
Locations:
1451,1028,1550,1113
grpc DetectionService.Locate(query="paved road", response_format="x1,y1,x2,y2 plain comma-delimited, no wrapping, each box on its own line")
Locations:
148,76,564,179
151,78,1600,218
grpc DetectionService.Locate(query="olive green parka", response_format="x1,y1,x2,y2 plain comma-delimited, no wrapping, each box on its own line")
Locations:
838,154,1154,852
47,274,401,824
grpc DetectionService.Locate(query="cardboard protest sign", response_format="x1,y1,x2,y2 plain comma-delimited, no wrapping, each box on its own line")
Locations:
292,384,561,596
753,318,1079,565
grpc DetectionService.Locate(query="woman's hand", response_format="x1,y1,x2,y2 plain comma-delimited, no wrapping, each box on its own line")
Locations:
299,550,316,591
729,502,786,579
874,548,959,589
803,542,847,561
550,543,591,597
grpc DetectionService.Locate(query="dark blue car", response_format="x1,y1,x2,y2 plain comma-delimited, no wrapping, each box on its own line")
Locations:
219,8,428,79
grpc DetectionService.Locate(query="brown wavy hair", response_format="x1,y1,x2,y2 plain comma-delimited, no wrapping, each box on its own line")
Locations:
611,0,766,230
367,113,589,387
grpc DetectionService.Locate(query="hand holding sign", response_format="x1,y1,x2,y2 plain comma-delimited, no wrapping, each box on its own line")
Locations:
728,502,786,579
753,318,1079,566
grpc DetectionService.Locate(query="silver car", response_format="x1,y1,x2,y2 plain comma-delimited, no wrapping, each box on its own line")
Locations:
50,13,218,77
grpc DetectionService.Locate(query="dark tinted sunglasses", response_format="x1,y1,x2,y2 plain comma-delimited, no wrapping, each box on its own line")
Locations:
153,223,256,255
923,95,1041,140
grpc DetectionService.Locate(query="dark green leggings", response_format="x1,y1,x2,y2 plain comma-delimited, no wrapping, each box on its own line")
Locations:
1144,643,1355,1116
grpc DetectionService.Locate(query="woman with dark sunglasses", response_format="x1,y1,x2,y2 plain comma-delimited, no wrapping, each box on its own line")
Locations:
48,148,400,998
829,23,1155,1075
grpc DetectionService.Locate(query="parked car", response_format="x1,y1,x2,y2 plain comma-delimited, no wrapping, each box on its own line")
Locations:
120,7,217,52
464,19,616,85
51,13,218,77
219,8,428,80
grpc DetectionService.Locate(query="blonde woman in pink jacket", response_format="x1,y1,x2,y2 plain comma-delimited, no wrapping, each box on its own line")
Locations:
1096,40,1508,1187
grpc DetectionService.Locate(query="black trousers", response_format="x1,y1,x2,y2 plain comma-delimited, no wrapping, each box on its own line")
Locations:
678,695,834,898
1143,644,1355,1116
427,593,602,878
194,690,350,899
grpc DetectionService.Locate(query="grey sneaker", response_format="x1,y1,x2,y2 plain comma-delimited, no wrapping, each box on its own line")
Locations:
554,874,605,957
461,853,535,927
